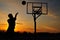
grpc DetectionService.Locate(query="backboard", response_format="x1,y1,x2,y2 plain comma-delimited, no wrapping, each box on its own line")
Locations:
26,2,48,15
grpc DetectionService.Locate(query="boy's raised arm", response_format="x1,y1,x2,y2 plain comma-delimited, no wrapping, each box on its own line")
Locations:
15,12,18,19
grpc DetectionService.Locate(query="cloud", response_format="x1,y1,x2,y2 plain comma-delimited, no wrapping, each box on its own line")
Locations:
0,24,7,25
16,23,23,25
37,25,60,33
22,24,60,33
48,0,60,17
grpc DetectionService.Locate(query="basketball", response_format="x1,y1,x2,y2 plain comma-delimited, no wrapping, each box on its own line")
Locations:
22,1,26,5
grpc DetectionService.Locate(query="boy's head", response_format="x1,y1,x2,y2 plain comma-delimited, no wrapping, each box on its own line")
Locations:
8,14,13,18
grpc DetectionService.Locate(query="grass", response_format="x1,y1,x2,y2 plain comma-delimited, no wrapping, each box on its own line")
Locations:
0,31,60,40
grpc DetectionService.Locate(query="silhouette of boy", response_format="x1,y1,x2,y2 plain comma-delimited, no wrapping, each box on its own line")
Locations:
7,12,18,33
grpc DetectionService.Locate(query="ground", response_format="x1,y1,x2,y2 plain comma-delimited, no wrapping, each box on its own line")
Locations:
0,31,60,40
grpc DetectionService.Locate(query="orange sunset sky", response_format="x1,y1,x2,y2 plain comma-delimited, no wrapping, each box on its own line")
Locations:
0,0,60,33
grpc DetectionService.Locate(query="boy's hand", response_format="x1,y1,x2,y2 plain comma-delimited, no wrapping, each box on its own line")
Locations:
16,12,18,15
15,12,19,18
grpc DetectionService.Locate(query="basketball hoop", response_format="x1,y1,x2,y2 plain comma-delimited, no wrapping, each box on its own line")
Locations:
22,1,48,34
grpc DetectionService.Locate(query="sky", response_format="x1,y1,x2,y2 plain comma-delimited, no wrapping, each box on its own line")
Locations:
0,0,60,33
